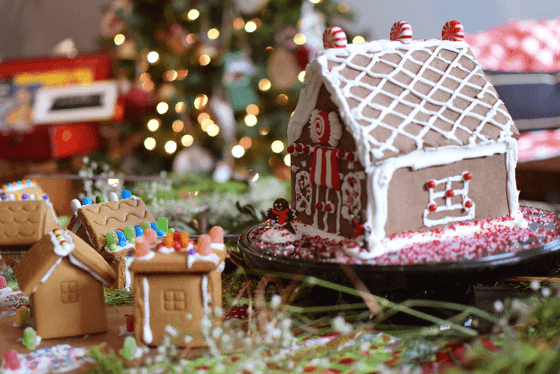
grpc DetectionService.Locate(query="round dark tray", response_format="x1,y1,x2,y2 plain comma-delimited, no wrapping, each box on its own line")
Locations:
238,223,560,297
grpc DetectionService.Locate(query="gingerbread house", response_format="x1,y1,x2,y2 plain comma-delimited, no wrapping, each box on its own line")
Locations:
0,180,58,255
67,190,156,290
130,238,226,348
16,229,116,339
287,23,521,258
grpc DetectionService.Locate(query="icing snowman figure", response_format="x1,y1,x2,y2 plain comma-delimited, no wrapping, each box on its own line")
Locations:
266,198,297,234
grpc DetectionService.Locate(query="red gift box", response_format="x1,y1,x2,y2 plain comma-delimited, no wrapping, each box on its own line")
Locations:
0,53,113,161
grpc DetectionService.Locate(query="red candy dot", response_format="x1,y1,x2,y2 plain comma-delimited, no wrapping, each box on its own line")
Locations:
295,144,303,152
287,145,294,153
465,200,473,208
303,145,310,153
429,204,438,212
446,190,455,198
325,203,332,212
427,181,436,189
337,150,345,158
316,202,323,210
346,153,355,161
463,172,472,181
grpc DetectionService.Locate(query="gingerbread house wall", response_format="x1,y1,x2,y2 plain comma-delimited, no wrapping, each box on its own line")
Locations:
385,153,510,236
291,85,367,238
31,258,108,339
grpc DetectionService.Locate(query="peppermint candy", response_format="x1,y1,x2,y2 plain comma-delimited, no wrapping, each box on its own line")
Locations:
442,20,464,41
309,110,342,147
390,21,412,44
322,26,347,49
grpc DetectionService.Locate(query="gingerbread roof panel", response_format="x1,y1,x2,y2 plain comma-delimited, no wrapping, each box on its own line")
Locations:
288,39,519,167
77,197,155,251
0,200,58,246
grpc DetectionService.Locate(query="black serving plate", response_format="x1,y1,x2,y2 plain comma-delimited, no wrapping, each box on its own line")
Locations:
238,223,560,299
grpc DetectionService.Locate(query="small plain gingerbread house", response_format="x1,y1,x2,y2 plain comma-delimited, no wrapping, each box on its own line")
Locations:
67,191,155,290
16,229,116,339
130,245,226,348
0,180,58,255
287,23,521,258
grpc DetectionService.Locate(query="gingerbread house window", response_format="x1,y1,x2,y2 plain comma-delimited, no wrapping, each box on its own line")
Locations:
423,172,474,227
164,290,186,311
61,281,79,304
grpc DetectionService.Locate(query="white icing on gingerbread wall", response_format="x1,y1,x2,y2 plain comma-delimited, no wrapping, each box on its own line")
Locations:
423,171,474,227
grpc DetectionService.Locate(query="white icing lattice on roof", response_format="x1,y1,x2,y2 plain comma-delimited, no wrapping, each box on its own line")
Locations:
288,39,519,167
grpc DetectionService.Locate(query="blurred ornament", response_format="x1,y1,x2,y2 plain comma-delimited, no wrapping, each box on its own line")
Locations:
156,21,190,55
268,47,300,90
295,44,313,70
209,92,235,144
100,0,132,39
212,160,233,182
121,85,155,119
172,144,215,174
222,52,258,112
115,40,137,60
158,83,176,101
275,27,298,50
298,1,325,57
51,38,77,58
234,0,269,14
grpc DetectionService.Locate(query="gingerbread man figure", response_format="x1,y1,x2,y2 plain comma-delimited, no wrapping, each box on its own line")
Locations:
266,198,296,234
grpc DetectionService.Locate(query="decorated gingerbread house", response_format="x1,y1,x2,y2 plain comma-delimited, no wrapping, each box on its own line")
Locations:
287,22,521,258
67,190,156,290
0,180,58,255
16,229,116,339
130,234,226,348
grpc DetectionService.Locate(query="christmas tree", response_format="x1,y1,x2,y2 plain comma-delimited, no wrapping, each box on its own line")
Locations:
100,0,366,179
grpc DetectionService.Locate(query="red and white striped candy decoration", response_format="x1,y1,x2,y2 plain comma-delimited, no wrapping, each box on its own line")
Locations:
323,26,347,49
390,21,412,44
442,20,464,41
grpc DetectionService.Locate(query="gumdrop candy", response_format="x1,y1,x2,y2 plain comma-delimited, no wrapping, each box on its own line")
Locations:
123,226,136,243
157,217,169,233
106,231,118,247
134,226,144,237
134,236,150,257
109,192,119,202
209,226,224,244
197,235,212,256
164,232,174,248
120,336,137,361
96,195,106,204
82,197,93,206
144,228,157,245
0,275,6,289
180,232,190,248
14,306,30,326
140,221,151,231
150,222,164,237
116,231,128,247
122,190,132,199
126,315,134,332
23,326,38,350
3,350,21,370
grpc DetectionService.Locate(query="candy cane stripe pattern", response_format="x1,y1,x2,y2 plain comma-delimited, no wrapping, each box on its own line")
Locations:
390,21,412,44
323,26,347,49
442,20,465,41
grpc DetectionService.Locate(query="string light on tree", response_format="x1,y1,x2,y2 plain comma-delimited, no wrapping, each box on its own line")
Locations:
147,118,160,132
181,135,194,147
172,120,184,132
244,114,257,127
240,136,252,149
164,70,178,81
271,140,284,153
245,21,257,33
231,145,245,158
294,33,306,45
284,154,291,166
186,34,197,44
156,102,169,114
198,112,210,123
233,18,245,30
144,137,156,150
338,3,350,13
164,140,178,154
114,34,125,45
352,36,365,43
276,94,289,105
194,94,208,109
175,102,186,113
187,9,200,21
258,79,271,91
298,71,306,82
208,28,220,40
199,54,211,66
246,104,259,115
207,124,220,137
147,51,159,64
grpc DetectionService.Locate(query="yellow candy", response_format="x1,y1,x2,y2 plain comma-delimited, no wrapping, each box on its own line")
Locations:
180,232,190,248
164,232,174,248
15,306,30,326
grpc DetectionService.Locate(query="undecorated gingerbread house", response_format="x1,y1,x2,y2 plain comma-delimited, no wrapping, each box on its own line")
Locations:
130,234,226,348
67,190,156,290
0,180,58,256
287,22,521,258
16,229,116,339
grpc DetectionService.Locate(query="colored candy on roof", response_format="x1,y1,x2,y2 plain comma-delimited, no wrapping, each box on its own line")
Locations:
1,193,49,202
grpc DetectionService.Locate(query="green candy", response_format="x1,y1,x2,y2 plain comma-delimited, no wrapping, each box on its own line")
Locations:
23,327,38,350
106,231,118,247
140,222,150,231
168,228,175,233
120,336,137,360
95,195,106,204
157,217,169,232
109,243,118,252
123,226,136,243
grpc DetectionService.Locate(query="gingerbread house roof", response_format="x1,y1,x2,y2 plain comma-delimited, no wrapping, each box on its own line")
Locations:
288,39,519,167
130,249,226,274
17,229,116,296
0,198,58,247
68,195,155,252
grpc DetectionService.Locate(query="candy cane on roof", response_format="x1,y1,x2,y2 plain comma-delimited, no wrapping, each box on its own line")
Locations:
390,21,412,44
323,26,347,49
442,20,465,41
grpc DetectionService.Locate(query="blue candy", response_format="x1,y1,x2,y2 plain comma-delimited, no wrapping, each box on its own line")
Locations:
116,230,127,247
82,197,93,206
134,226,144,237
16,181,22,185
122,190,132,199
150,222,164,237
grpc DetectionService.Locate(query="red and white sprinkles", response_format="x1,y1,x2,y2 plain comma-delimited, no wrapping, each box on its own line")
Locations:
442,20,465,41
322,26,347,49
390,21,413,44
252,207,560,265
